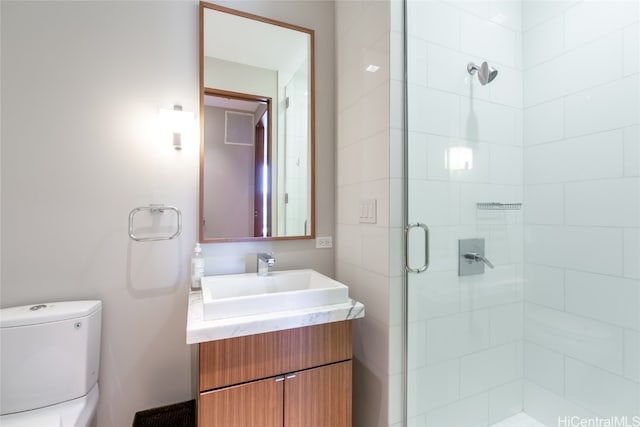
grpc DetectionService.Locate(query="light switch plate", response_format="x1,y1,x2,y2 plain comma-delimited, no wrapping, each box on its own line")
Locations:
359,199,377,224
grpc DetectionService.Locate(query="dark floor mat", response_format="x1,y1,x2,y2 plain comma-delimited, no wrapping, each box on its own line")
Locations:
132,399,195,427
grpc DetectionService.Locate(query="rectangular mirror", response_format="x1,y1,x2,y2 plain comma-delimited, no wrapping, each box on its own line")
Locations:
199,2,315,243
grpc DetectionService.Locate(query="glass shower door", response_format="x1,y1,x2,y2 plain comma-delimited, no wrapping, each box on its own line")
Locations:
405,0,526,415
405,1,639,426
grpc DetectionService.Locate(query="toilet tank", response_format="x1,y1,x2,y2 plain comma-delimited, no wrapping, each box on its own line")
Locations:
0,300,102,415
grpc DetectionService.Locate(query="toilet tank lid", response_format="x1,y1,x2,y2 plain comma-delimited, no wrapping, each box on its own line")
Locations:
0,300,102,328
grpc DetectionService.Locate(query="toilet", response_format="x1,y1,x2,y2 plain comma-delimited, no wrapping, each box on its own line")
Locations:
0,300,102,427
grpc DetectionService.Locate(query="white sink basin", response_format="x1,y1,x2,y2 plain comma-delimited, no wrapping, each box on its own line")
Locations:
201,269,350,321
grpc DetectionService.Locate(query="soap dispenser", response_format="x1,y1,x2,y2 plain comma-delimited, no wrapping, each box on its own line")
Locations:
191,243,204,290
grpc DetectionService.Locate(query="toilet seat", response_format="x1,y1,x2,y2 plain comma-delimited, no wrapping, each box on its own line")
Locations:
0,383,99,427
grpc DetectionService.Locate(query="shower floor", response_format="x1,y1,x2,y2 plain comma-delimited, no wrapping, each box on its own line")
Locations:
491,412,546,427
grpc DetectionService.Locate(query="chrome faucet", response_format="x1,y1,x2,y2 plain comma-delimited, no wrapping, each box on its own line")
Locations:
257,252,275,276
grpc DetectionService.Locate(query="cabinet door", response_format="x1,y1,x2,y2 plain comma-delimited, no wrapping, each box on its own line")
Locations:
199,329,287,391
199,377,284,427
284,361,352,427
199,321,351,391
286,321,352,373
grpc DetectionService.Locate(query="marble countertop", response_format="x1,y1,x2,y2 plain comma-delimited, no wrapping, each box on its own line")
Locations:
186,291,365,344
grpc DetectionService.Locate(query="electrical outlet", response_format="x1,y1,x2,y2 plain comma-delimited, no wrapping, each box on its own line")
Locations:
316,236,333,249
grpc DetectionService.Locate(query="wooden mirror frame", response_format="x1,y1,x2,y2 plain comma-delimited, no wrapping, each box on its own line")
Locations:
198,1,315,243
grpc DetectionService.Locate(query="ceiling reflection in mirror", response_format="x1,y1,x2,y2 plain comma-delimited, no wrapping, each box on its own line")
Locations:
199,2,314,242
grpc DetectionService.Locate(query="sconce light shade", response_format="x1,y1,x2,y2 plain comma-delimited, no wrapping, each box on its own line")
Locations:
159,104,194,150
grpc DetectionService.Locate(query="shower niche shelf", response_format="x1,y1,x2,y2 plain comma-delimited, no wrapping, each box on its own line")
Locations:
476,202,522,211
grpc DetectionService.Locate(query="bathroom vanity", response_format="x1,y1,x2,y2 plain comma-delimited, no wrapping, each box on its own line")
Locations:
186,290,364,427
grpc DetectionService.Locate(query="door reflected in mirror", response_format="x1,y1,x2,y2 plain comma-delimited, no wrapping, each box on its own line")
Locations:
199,2,315,242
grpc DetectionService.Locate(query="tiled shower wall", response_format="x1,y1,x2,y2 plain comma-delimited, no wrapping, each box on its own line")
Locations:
338,0,639,426
335,1,402,426
405,1,525,425
522,1,640,424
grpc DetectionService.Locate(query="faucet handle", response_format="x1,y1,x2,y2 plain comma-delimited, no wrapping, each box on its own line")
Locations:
463,252,494,269
257,252,276,265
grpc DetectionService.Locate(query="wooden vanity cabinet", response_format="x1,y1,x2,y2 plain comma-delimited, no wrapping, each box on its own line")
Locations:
198,321,353,427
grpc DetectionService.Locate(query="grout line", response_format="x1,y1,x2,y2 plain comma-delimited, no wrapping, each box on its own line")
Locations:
524,300,631,336
523,73,637,110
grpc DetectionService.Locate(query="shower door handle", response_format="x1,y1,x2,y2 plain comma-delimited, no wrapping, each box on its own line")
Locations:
405,223,429,273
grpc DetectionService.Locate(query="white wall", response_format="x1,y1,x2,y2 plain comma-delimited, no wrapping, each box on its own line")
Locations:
522,1,640,423
0,1,335,426
335,1,404,425
405,1,524,425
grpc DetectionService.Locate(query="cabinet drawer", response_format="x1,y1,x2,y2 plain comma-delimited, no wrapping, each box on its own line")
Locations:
199,321,352,391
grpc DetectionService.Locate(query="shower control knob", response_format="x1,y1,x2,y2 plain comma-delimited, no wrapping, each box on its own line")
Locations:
463,252,495,269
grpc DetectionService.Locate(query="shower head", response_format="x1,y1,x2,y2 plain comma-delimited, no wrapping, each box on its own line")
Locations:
467,61,498,85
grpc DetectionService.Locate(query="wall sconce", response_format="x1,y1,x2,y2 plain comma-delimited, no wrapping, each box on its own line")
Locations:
159,104,194,150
